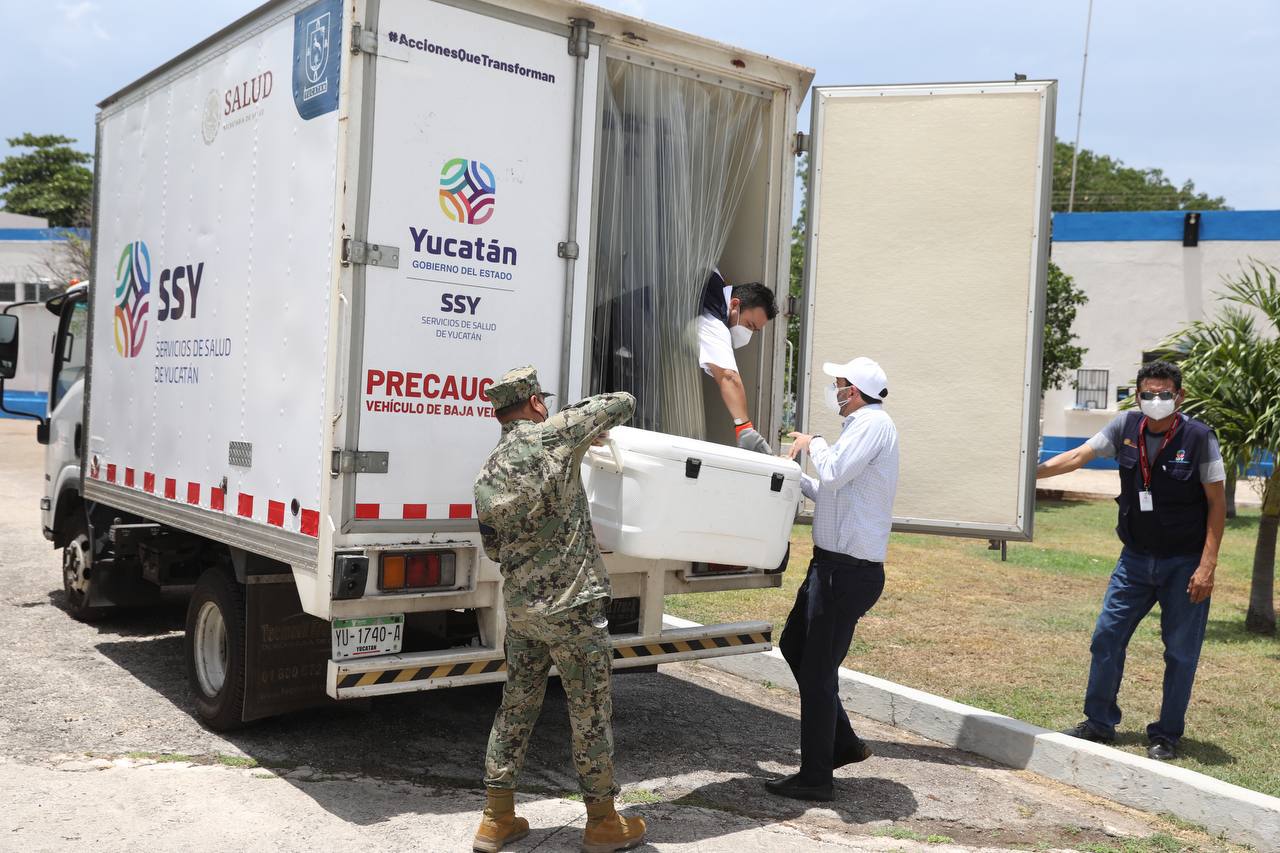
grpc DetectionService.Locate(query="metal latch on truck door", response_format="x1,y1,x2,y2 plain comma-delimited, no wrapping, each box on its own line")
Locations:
331,450,390,475
342,238,400,270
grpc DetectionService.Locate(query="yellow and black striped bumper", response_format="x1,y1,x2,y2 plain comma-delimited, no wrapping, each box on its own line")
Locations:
328,621,772,699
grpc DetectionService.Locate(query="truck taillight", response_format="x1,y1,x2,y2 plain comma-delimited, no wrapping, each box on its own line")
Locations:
379,551,457,591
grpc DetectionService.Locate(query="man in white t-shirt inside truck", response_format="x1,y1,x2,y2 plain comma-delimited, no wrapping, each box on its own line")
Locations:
696,269,778,453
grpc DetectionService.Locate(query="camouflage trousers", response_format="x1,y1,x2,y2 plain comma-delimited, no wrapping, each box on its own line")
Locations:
484,599,618,801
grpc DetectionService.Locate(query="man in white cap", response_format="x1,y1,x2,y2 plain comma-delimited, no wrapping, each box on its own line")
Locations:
766,356,899,802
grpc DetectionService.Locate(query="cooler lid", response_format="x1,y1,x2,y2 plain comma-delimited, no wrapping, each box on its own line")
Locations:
603,426,802,479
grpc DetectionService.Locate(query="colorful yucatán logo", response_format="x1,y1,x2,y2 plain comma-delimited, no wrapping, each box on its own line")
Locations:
439,158,496,225
114,241,151,358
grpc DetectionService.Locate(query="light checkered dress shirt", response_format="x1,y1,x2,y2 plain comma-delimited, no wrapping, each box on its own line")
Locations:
800,404,900,563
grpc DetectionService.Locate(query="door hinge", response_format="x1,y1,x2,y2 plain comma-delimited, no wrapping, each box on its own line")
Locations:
557,240,580,260
331,450,390,475
351,23,379,55
342,238,400,269
786,295,799,315
794,131,810,155
568,18,595,57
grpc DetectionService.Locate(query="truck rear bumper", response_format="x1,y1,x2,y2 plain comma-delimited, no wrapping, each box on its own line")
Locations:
327,619,772,699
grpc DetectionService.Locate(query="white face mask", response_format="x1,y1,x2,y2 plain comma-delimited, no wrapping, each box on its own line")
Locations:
728,303,754,349
1139,396,1177,421
824,383,851,414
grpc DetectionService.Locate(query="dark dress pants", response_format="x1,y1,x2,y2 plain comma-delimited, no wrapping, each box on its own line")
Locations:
779,548,886,785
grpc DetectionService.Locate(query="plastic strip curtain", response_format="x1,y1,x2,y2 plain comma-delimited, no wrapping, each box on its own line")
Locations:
590,59,766,438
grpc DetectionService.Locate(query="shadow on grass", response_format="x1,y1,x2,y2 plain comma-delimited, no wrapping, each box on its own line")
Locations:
1224,513,1261,533
1113,731,1236,767
1202,617,1276,645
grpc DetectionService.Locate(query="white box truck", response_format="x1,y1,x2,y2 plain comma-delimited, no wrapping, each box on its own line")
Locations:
0,0,1054,730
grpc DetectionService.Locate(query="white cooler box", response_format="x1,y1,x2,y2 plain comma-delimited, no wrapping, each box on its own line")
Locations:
581,426,802,569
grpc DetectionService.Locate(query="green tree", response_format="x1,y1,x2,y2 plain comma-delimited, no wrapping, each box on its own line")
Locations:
1052,140,1228,212
1042,261,1089,393
0,134,93,227
1162,261,1280,636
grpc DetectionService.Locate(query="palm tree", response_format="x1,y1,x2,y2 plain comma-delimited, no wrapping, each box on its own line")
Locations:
1162,261,1280,636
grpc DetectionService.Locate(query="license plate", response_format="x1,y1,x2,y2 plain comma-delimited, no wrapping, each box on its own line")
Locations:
332,615,404,661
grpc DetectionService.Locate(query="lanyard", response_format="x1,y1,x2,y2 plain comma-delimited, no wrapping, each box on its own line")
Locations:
1138,414,1180,491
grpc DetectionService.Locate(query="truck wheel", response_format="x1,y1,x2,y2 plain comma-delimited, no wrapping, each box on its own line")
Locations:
62,513,106,622
185,567,247,731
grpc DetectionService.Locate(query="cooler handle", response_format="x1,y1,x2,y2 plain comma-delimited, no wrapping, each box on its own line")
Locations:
587,438,624,474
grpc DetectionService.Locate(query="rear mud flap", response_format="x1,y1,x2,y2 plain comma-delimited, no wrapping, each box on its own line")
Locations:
242,580,333,722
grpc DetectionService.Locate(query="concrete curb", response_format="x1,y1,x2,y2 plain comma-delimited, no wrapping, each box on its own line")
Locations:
664,615,1280,852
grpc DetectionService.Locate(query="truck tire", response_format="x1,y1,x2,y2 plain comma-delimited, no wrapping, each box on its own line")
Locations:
185,567,247,731
61,512,106,622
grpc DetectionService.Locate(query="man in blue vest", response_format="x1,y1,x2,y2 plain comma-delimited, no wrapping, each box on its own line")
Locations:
1036,360,1225,760
696,269,778,453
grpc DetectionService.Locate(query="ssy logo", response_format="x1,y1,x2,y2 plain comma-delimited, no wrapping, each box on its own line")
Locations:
305,12,331,84
114,241,151,358
439,158,496,225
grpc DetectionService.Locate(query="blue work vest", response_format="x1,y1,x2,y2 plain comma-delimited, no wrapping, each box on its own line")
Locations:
1114,411,1212,557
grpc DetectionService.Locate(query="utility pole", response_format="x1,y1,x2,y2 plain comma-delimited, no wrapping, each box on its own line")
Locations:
1067,0,1095,213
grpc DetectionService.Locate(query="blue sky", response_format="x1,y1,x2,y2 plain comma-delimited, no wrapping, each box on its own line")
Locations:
2,0,1277,209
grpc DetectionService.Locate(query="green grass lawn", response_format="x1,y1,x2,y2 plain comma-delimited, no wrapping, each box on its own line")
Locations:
666,499,1280,798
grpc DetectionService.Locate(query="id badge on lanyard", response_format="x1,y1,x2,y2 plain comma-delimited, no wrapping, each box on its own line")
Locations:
1137,415,1179,512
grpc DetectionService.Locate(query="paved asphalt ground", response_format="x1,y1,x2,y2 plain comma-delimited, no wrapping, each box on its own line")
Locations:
0,419,1210,852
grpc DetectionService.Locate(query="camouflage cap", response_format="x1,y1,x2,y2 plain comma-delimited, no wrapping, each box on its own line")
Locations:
487,365,554,410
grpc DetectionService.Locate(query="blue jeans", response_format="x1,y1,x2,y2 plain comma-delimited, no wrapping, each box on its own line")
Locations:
1083,547,1211,743
779,551,885,785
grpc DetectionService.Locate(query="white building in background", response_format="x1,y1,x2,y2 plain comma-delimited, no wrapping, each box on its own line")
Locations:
0,212,87,415
1044,210,1279,475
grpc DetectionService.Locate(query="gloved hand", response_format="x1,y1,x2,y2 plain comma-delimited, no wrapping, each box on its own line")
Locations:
736,426,773,455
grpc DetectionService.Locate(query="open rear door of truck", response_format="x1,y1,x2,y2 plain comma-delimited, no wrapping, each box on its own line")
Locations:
341,0,599,532
799,81,1055,540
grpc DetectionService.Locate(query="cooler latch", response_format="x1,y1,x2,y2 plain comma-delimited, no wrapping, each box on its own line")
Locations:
685,457,702,479
770,473,784,492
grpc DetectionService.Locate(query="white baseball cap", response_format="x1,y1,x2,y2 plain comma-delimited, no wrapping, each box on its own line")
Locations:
823,356,889,400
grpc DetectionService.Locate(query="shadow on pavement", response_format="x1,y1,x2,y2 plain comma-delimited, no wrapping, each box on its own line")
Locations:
93,616,922,841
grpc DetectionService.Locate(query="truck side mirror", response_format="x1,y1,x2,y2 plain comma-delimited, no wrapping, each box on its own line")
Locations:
0,314,17,380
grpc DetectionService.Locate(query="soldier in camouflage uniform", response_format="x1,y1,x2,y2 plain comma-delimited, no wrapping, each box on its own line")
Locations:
471,366,647,853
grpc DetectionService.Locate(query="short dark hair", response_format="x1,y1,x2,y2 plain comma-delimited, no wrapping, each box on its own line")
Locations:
858,390,881,406
731,282,778,320
1136,360,1182,391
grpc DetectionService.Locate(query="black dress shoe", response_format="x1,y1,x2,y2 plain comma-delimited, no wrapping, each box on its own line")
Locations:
764,773,833,802
1147,738,1177,761
1061,721,1115,743
833,738,873,769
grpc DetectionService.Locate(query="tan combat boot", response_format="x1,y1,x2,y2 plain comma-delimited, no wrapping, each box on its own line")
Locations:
581,797,646,853
473,787,530,853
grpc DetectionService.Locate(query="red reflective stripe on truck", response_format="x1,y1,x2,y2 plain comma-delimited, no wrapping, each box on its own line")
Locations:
210,488,225,512
267,500,285,527
164,478,176,500
449,504,473,519
144,472,155,493
300,509,319,536
403,504,427,519
355,503,380,519
238,493,253,517
124,468,135,488
106,464,116,483
187,482,200,505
